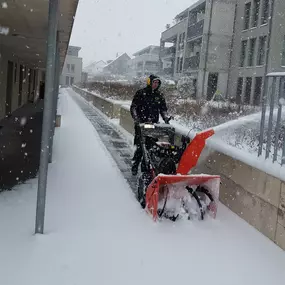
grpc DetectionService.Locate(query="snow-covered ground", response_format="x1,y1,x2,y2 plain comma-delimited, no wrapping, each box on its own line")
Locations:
0,89,284,285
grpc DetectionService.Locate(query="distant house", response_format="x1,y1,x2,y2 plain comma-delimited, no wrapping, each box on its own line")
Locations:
131,45,160,77
103,53,131,75
84,60,107,76
60,45,83,86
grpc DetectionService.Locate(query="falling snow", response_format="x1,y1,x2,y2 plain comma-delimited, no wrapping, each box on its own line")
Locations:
20,117,27,126
279,98,285,106
0,25,9,35
1,2,7,8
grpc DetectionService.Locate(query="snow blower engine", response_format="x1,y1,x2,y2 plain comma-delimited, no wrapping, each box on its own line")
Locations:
136,121,220,222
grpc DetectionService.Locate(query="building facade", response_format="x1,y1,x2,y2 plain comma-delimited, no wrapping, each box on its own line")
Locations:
60,46,83,87
228,0,285,105
160,0,285,104
160,0,236,100
131,45,160,77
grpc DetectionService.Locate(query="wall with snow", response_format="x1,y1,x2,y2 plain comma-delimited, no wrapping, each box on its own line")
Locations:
73,85,121,119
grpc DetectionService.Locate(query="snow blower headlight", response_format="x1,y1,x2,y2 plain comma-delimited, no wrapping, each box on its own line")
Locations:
144,124,155,129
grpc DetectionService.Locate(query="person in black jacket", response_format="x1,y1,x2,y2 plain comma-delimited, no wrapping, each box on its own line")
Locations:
130,74,171,175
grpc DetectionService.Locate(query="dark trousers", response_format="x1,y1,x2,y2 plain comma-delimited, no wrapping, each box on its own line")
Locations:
132,124,156,172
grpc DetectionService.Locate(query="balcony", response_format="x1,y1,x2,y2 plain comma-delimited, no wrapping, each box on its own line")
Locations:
161,18,187,42
184,55,200,70
160,46,176,58
187,19,204,41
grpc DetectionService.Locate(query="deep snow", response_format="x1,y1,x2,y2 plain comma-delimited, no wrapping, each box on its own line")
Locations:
0,89,284,285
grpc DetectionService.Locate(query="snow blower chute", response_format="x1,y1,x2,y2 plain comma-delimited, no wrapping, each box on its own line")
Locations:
135,121,220,222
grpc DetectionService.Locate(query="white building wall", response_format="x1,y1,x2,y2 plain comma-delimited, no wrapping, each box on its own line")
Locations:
60,55,83,86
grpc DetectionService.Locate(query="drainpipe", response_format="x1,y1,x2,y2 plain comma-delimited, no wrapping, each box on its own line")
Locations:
225,2,238,100
258,0,275,156
201,0,214,99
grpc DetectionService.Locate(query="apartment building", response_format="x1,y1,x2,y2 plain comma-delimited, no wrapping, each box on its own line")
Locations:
60,46,83,87
130,45,160,77
228,0,285,105
160,8,188,78
160,0,236,99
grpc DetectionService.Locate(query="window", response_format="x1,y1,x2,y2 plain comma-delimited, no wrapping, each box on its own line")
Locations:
248,38,257,66
66,76,69,85
176,57,180,73
236,77,243,104
253,77,262,105
240,40,248,67
178,34,182,51
181,32,185,49
281,36,285,66
257,35,267,65
244,2,251,30
71,64,75,73
252,0,260,27
179,57,183,72
70,77,74,85
67,64,70,72
244,77,252,104
261,0,269,25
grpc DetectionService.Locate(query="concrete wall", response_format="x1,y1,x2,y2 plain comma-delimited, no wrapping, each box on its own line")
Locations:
193,151,285,248
73,86,285,250
0,45,40,121
72,86,121,119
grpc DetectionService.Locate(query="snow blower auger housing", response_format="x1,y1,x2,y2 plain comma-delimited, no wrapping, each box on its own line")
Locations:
135,121,220,222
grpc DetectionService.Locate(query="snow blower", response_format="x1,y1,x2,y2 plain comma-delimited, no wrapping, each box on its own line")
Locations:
135,121,220,222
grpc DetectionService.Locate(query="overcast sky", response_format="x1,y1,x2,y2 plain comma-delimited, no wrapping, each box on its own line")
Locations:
69,0,196,67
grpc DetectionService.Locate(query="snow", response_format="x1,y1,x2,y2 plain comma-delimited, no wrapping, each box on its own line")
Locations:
280,98,285,106
267,72,285,77
1,2,8,9
0,89,284,284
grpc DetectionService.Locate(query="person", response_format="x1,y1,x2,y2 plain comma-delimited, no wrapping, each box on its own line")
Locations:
130,74,171,175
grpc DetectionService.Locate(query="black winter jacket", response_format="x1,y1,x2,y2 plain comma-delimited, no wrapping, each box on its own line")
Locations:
130,86,168,124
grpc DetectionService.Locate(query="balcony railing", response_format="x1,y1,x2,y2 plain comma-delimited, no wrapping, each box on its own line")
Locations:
187,19,204,40
184,55,200,70
160,46,176,58
161,18,187,42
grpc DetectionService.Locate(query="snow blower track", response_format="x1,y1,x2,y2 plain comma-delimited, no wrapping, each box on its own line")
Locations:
69,90,138,193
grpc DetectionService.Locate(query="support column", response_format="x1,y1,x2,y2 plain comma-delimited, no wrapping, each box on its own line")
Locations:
35,0,59,234
49,33,60,163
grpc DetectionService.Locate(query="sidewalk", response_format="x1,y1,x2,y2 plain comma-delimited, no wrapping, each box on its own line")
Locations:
0,89,284,285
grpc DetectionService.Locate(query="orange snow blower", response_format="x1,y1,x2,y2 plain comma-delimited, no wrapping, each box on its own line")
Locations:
135,121,220,221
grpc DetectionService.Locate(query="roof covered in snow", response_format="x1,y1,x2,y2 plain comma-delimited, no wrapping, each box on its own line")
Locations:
103,53,131,69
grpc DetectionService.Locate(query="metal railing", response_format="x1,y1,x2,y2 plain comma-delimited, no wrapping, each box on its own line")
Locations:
258,74,285,165
187,20,204,40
